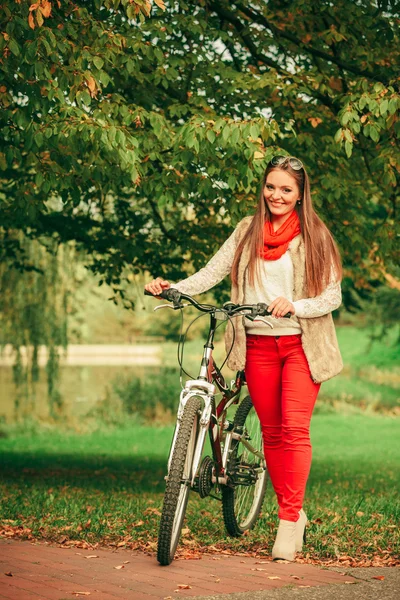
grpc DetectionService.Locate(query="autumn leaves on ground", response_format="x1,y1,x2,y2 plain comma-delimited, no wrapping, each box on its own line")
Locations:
0,413,399,569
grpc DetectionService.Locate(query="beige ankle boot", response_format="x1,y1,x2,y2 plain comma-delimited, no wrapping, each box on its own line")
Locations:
295,509,308,552
271,519,296,561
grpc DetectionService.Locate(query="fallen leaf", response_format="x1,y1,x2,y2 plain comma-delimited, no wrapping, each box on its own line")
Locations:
133,520,144,527
84,555,99,559
372,576,385,580
72,593,91,597
4,572,13,577
181,527,190,535
58,536,68,544
290,575,300,579
274,559,291,563
175,584,191,590
123,561,130,564
182,539,196,546
344,581,356,584
299,585,311,588
144,507,162,516
252,568,267,571
268,576,281,580
215,578,220,582
114,565,124,570
356,511,364,517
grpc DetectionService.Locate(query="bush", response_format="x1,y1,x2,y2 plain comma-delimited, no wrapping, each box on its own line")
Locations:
112,367,182,421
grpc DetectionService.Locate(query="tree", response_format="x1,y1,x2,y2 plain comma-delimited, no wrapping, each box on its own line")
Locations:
0,0,399,301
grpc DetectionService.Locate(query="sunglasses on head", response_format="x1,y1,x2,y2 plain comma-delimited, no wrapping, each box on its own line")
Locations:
270,155,304,171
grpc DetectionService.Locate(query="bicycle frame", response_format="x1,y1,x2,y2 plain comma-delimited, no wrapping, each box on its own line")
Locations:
166,310,261,488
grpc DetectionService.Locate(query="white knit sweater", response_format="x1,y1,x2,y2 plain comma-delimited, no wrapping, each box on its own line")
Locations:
172,226,342,336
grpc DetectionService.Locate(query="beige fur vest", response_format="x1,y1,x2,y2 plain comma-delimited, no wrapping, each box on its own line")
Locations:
224,217,343,383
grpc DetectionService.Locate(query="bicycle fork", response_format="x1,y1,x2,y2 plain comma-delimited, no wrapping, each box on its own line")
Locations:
167,379,216,485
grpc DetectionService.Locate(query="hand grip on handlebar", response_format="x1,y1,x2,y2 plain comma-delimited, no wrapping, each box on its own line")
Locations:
250,302,291,319
144,288,182,302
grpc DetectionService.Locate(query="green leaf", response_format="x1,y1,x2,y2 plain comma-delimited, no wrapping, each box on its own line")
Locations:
228,174,236,189
370,127,379,142
231,127,240,145
93,56,104,70
0,152,7,170
99,71,110,87
35,171,44,187
222,125,231,141
249,124,259,139
9,39,20,56
341,111,350,126
108,126,117,144
206,129,215,143
344,140,352,158
344,129,352,143
388,98,398,115
358,96,368,110
34,132,44,148
334,128,343,143
379,99,388,116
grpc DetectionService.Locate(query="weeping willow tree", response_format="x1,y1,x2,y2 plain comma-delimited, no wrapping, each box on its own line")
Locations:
0,232,75,419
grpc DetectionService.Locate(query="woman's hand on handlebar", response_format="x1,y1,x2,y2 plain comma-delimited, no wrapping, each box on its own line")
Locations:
267,296,295,318
144,277,171,299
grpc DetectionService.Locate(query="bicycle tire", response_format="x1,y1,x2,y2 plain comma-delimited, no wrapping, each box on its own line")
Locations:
157,395,202,565
222,395,268,537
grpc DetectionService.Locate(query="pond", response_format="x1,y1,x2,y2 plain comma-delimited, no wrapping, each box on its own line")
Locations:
0,343,165,423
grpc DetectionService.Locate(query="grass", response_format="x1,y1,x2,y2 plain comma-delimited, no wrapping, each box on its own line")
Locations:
0,413,399,566
317,325,400,413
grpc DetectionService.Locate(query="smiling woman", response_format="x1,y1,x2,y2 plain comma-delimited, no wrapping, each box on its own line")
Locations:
264,170,301,228
145,154,344,563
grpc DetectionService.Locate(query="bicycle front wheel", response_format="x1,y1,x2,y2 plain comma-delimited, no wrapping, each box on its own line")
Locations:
157,395,202,565
222,395,268,536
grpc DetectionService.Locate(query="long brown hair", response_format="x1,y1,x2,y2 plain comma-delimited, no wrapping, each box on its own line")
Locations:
231,160,342,296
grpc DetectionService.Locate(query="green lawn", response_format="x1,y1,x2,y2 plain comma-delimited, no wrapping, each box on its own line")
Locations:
0,413,399,565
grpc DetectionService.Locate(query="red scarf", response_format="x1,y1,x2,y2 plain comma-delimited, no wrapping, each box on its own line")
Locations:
259,211,301,261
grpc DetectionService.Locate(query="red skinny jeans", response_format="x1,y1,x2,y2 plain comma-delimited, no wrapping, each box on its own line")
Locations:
244,334,320,522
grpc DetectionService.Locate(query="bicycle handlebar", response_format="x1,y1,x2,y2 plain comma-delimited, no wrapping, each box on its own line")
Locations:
144,288,291,319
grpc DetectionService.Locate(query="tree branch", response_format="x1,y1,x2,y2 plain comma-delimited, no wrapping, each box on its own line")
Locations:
207,1,338,113
232,1,391,84
147,196,178,242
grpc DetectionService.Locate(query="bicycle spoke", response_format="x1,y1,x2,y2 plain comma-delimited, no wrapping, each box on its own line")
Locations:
222,396,268,536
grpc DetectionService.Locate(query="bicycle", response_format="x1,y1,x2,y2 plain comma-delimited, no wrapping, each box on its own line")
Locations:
144,287,290,566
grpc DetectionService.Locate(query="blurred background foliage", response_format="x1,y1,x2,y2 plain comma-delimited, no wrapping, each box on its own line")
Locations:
0,0,399,420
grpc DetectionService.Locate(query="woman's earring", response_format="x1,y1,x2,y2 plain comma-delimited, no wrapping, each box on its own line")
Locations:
297,200,302,205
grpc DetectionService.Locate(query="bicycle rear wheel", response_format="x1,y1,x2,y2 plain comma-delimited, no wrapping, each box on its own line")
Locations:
157,395,202,565
222,395,268,536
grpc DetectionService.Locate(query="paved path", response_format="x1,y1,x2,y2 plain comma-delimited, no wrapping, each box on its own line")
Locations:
0,540,396,600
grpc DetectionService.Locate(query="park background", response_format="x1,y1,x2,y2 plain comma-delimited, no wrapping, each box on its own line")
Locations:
0,0,399,567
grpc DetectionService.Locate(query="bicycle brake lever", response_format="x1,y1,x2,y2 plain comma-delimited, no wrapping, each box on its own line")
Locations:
153,303,189,312
246,315,274,329
255,318,274,329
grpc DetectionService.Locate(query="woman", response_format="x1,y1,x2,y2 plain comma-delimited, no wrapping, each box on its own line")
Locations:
145,155,343,562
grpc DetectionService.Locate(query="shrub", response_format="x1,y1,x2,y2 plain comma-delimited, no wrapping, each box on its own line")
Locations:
112,367,181,421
